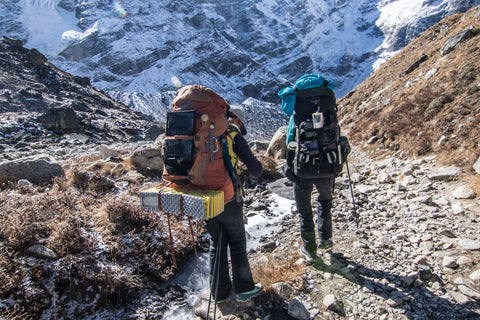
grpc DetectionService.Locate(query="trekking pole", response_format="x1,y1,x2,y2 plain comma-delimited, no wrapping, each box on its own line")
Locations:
345,158,359,227
207,226,223,319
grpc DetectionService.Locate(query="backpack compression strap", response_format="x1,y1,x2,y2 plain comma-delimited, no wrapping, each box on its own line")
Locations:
220,135,236,185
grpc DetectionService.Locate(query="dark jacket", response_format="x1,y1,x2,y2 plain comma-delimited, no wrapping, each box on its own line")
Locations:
232,133,262,178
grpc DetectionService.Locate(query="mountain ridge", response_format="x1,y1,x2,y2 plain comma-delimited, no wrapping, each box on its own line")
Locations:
1,0,478,107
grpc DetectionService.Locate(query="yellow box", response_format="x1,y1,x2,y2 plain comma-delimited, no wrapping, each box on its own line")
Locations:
139,185,224,220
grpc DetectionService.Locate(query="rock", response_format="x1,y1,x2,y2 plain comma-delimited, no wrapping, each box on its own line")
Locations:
428,166,460,181
267,178,295,200
26,244,58,261
451,185,476,199
470,269,480,281
452,203,465,215
26,48,47,66
353,241,369,249
288,298,311,320
449,291,471,304
367,136,378,144
442,256,459,269
37,106,80,133
260,241,277,253
129,147,163,176
144,124,164,141
271,282,294,299
458,284,480,299
248,140,270,152
323,294,342,312
99,145,118,159
73,76,91,87
473,155,480,175
440,28,479,56
439,229,456,238
458,239,480,251
457,256,475,266
250,201,268,211
0,157,65,184
17,179,34,187
377,171,393,184
401,175,417,186
418,264,433,280
124,171,145,183
266,126,287,160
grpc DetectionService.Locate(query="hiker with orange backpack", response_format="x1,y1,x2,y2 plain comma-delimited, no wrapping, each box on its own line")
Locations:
205,104,263,303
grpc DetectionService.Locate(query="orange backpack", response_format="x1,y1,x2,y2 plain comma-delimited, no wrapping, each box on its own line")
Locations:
162,85,234,202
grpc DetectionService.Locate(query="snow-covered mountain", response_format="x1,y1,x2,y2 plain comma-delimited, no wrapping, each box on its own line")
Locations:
1,0,478,134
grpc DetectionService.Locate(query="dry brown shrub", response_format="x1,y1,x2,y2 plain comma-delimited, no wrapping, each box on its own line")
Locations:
54,256,142,307
87,174,115,194
0,246,21,298
238,155,279,179
47,218,89,256
257,155,279,179
0,194,50,252
104,197,152,233
251,246,304,288
71,170,90,191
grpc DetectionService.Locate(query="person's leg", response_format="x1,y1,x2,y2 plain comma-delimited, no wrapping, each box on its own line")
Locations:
205,217,232,301
315,176,335,247
218,200,255,294
294,180,317,259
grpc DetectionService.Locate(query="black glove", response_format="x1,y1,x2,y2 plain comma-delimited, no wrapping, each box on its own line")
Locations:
283,164,299,184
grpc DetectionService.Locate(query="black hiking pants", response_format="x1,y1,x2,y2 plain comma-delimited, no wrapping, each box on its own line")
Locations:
205,199,255,300
294,176,335,241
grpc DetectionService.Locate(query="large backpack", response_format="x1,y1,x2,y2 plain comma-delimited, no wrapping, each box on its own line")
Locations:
279,75,350,178
162,85,234,202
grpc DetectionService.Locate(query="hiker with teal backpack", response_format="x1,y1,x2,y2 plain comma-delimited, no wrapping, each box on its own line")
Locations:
278,74,350,263
205,104,263,303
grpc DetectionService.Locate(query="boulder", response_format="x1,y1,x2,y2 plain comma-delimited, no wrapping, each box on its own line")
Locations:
38,106,80,133
26,244,58,261
451,185,476,199
0,157,65,184
288,297,310,320
129,147,163,177
428,166,460,181
440,28,479,56
266,126,287,160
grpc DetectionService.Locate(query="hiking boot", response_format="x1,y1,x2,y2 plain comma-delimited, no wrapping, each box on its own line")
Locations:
236,285,263,302
300,231,318,263
319,239,333,249
300,243,318,263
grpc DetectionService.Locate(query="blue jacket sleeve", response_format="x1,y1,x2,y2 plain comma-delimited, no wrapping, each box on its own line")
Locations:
233,134,262,178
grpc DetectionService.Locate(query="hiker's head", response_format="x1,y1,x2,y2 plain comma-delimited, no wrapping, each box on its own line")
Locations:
229,106,247,135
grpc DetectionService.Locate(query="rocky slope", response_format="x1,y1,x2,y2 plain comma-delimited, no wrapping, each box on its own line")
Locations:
0,36,163,164
338,6,480,174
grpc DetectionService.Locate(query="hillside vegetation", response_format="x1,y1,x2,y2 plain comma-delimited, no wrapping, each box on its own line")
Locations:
338,6,480,174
